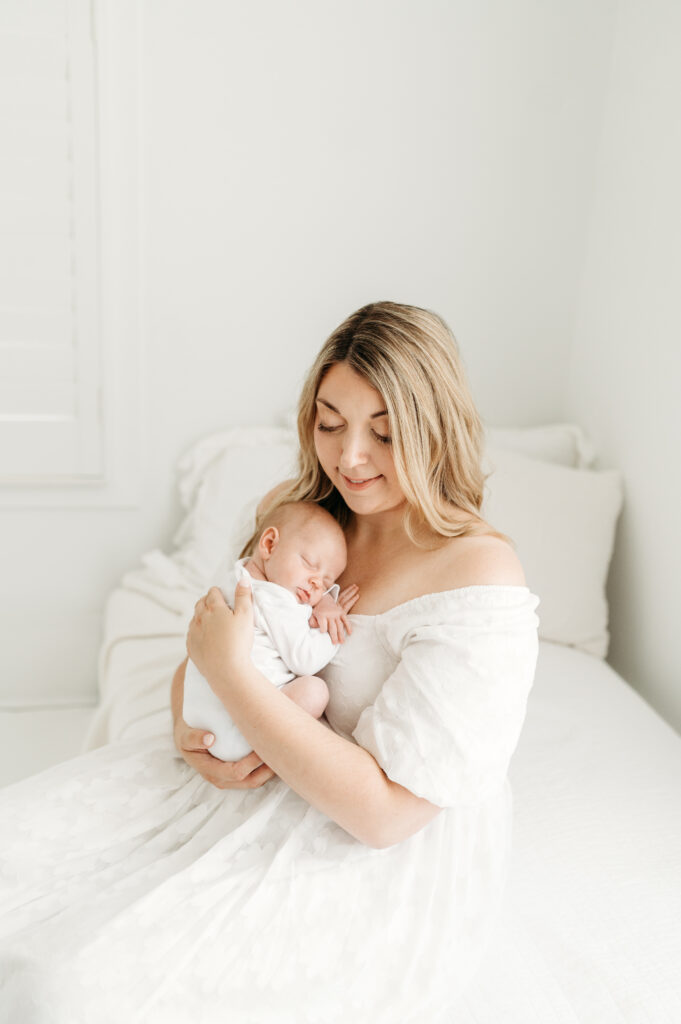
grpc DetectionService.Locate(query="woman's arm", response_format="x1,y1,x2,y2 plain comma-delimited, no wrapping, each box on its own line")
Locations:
188,584,442,848
171,656,277,790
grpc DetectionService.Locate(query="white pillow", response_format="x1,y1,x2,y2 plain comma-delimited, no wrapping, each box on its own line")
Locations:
482,446,623,658
485,423,596,468
171,428,298,588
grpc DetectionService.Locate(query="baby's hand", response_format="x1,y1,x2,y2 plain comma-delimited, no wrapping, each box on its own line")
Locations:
309,585,359,645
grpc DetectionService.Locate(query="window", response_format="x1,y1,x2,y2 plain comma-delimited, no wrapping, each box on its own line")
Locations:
0,0,141,505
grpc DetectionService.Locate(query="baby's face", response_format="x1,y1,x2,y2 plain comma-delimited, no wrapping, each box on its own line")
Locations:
261,522,346,606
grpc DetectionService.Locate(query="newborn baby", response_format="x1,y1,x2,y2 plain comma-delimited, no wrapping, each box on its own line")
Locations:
183,500,359,761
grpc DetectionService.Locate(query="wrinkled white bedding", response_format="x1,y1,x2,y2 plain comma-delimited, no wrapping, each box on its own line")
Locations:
459,642,681,1023
85,555,681,1023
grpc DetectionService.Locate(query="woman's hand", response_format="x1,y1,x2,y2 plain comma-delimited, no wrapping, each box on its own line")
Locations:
171,657,275,789
186,582,254,695
174,719,276,790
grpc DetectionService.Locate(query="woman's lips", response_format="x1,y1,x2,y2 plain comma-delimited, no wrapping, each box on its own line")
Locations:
340,473,382,491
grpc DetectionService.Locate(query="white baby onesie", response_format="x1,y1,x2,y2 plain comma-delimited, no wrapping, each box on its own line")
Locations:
183,556,340,761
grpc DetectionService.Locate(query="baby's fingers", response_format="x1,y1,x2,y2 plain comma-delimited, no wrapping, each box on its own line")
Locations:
334,614,352,644
339,587,360,612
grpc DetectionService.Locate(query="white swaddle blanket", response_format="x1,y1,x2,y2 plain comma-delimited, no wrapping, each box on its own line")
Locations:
182,556,340,760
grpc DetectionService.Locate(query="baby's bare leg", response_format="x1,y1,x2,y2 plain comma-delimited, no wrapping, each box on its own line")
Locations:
280,676,330,719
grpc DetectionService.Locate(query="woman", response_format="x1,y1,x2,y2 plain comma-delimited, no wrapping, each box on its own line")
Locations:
0,302,539,1023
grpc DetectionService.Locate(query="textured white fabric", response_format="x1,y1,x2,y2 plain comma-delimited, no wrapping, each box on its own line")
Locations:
334,588,540,807
0,586,538,1024
483,446,623,657
3,643,680,1023
453,641,681,1023
172,427,299,590
485,423,596,468
183,557,339,761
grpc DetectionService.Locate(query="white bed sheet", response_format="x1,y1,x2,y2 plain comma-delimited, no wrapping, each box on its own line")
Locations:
84,569,681,1024
456,641,681,1024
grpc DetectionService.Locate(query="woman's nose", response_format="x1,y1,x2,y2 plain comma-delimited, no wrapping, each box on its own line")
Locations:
338,430,369,471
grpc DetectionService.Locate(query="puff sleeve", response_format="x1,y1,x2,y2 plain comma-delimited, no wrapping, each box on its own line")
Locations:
351,589,540,808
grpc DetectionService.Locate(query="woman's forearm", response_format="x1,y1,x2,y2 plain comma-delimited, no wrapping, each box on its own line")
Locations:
210,662,440,848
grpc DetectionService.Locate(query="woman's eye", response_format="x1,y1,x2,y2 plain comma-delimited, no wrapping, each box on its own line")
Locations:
317,422,390,444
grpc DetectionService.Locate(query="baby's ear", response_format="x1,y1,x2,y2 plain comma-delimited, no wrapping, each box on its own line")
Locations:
259,526,279,559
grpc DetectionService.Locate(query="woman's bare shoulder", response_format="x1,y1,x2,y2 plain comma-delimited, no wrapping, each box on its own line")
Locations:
435,533,527,590
256,479,296,517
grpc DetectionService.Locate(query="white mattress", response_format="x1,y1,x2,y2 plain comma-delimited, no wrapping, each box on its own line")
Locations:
456,641,681,1023
2,578,680,1022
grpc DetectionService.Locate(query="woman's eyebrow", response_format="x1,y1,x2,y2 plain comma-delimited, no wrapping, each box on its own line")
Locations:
316,397,388,418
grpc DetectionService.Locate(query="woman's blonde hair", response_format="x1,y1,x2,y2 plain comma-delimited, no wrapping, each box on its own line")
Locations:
240,301,509,556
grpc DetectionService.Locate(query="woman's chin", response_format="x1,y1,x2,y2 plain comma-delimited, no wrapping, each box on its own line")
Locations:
336,480,381,509
339,486,405,517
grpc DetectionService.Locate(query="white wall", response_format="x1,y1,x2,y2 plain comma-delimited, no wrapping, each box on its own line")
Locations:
0,1,617,705
565,0,681,730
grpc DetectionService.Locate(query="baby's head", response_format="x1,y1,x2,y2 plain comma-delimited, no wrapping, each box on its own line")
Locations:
254,501,346,606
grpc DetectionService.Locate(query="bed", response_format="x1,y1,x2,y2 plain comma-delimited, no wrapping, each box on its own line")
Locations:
2,423,679,1022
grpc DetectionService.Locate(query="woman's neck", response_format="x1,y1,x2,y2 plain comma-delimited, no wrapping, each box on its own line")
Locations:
347,505,443,554
347,506,410,548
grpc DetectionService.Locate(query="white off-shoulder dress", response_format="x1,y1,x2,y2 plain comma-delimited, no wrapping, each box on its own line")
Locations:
0,586,539,1024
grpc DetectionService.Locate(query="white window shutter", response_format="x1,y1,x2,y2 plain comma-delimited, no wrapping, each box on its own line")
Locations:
0,0,103,482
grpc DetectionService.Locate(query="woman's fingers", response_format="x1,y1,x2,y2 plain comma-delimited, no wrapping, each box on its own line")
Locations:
180,743,275,789
233,579,253,615
245,763,276,787
183,727,215,752
215,750,275,789
173,712,274,789
234,749,265,775
192,587,226,622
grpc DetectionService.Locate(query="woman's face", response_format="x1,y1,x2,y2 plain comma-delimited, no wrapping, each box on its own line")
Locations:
313,362,405,517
